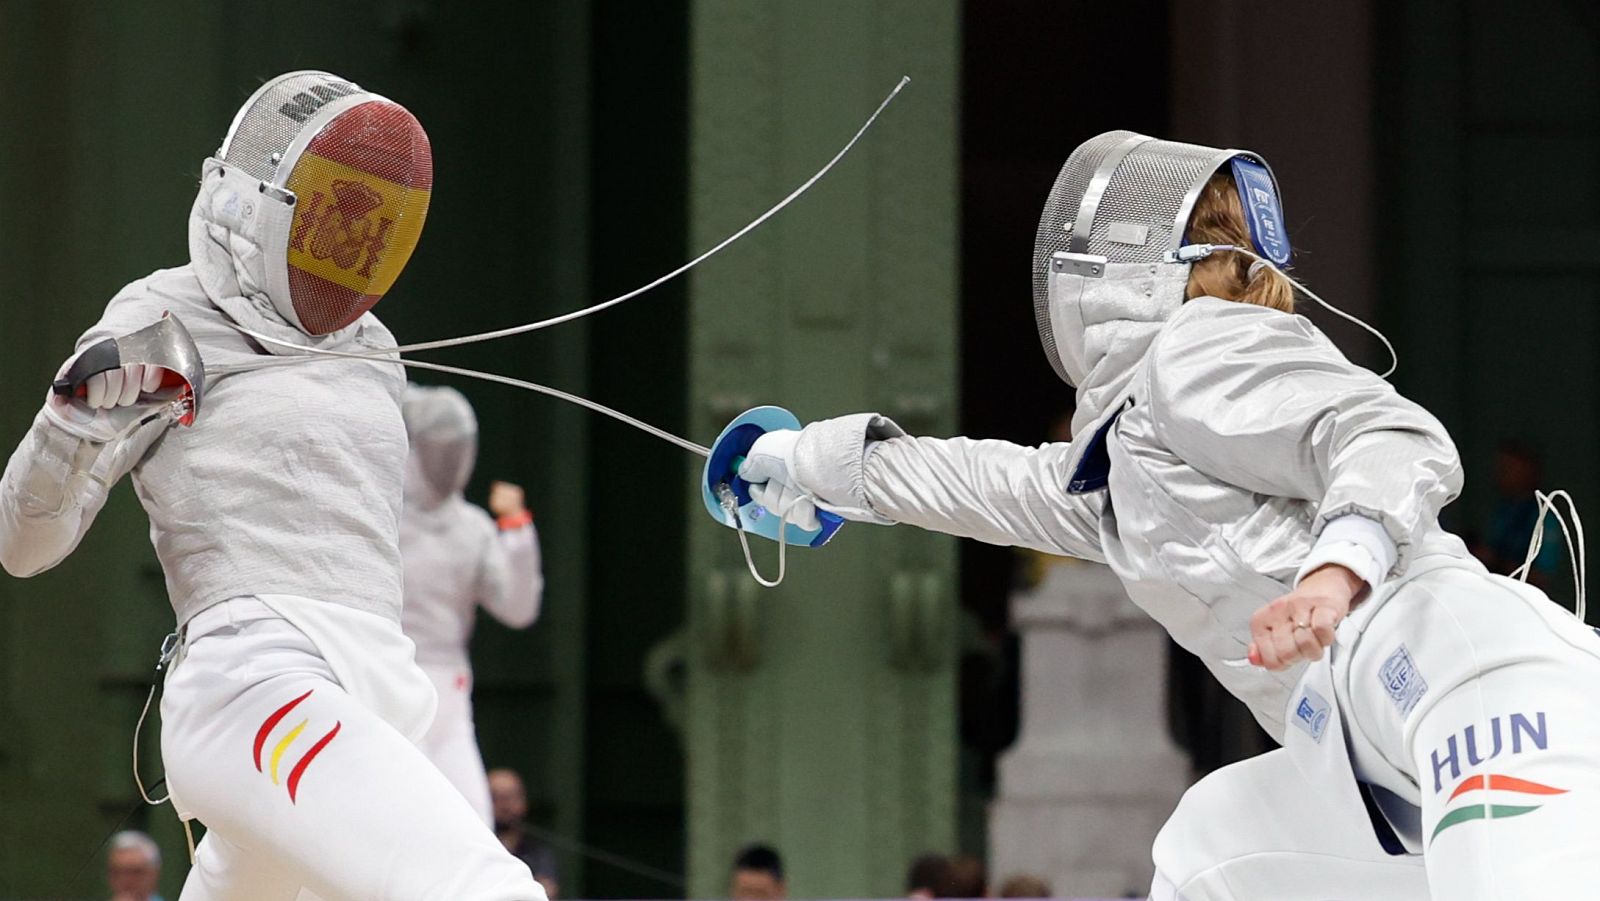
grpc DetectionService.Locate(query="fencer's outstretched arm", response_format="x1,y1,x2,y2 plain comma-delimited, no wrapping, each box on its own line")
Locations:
1145,300,1462,583
777,413,1107,563
477,519,544,629
862,436,1106,561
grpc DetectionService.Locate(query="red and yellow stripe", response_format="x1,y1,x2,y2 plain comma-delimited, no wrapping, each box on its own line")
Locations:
251,689,343,804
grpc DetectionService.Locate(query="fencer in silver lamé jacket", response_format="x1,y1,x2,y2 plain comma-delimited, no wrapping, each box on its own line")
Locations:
791,289,1465,740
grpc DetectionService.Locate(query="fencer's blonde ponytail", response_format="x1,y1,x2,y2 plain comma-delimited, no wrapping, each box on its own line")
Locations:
1183,172,1295,313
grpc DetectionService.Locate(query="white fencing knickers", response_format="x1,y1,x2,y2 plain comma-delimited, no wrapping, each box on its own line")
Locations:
416,662,493,825
159,598,544,900
1150,560,1600,900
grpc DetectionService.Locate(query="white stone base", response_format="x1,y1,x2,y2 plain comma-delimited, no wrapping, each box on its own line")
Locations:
989,558,1192,897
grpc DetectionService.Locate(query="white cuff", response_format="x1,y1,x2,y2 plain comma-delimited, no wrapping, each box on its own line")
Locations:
791,413,906,525
1296,514,1399,592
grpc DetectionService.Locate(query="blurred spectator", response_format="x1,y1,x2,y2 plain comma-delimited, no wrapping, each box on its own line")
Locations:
942,853,988,898
488,767,560,899
730,844,786,900
106,830,163,901
996,873,1051,898
1474,441,1562,587
906,853,949,899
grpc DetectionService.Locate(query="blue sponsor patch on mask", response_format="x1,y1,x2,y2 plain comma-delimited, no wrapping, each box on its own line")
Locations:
1292,687,1331,744
1230,157,1292,266
1379,644,1428,716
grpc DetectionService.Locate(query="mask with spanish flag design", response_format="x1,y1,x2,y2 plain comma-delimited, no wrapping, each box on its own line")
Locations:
215,70,432,336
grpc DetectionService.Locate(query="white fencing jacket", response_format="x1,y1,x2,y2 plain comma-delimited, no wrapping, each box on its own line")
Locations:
400,389,543,672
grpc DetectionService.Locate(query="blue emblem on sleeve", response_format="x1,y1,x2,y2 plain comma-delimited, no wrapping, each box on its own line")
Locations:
1380,645,1428,716
1292,687,1331,744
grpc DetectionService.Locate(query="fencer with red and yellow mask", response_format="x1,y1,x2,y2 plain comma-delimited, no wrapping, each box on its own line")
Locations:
0,71,543,899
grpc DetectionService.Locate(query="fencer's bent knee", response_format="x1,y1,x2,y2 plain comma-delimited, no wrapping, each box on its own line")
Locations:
1151,764,1223,875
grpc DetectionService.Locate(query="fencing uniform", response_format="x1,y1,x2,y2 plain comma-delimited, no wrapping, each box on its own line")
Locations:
0,70,544,900
737,131,1600,900
400,384,543,824
763,298,1600,900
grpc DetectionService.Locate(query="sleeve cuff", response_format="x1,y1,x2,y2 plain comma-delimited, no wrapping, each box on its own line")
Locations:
1296,514,1398,592
792,413,906,524
497,510,534,531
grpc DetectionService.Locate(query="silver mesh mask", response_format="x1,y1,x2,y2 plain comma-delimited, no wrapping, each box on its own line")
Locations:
210,70,433,336
1032,131,1285,385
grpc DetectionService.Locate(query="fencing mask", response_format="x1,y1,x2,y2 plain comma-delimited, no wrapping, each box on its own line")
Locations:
1031,130,1289,389
209,70,433,335
402,383,479,509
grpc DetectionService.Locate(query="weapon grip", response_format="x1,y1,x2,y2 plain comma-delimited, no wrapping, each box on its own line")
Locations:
50,338,121,399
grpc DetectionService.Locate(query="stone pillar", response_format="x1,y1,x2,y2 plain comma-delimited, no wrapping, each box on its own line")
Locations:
989,558,1191,897
683,1,961,897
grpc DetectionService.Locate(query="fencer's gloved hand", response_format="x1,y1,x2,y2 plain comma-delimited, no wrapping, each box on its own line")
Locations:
67,364,165,410
737,429,823,532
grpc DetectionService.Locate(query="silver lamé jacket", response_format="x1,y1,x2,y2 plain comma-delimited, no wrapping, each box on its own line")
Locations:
790,269,1466,740
0,162,409,627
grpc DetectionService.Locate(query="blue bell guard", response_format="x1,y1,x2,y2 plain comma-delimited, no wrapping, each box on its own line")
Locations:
702,406,846,548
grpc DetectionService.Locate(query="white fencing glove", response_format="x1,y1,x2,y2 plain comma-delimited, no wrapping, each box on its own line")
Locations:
76,364,164,410
737,429,822,532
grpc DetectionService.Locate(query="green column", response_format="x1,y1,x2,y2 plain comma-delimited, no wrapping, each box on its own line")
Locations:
684,2,960,896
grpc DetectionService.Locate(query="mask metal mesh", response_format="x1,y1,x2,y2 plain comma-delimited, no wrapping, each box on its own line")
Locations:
220,72,365,184
1031,131,1259,384
1031,130,1143,383
1085,140,1239,261
281,100,433,334
218,71,433,335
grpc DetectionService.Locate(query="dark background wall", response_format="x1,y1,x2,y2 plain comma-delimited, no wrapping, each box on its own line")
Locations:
1384,0,1600,554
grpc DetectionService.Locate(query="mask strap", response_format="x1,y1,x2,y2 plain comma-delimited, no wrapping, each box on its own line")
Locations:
1166,243,1399,379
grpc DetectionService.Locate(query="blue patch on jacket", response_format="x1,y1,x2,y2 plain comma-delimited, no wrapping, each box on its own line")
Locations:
1067,409,1124,494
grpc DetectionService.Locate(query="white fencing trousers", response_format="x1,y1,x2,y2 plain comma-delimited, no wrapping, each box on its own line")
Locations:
160,599,544,901
1348,568,1600,899
416,663,493,825
1150,563,1600,900
1148,748,1429,900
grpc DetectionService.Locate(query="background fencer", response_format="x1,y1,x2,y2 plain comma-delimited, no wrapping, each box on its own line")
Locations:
0,71,545,899
736,132,1600,899
401,383,544,824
